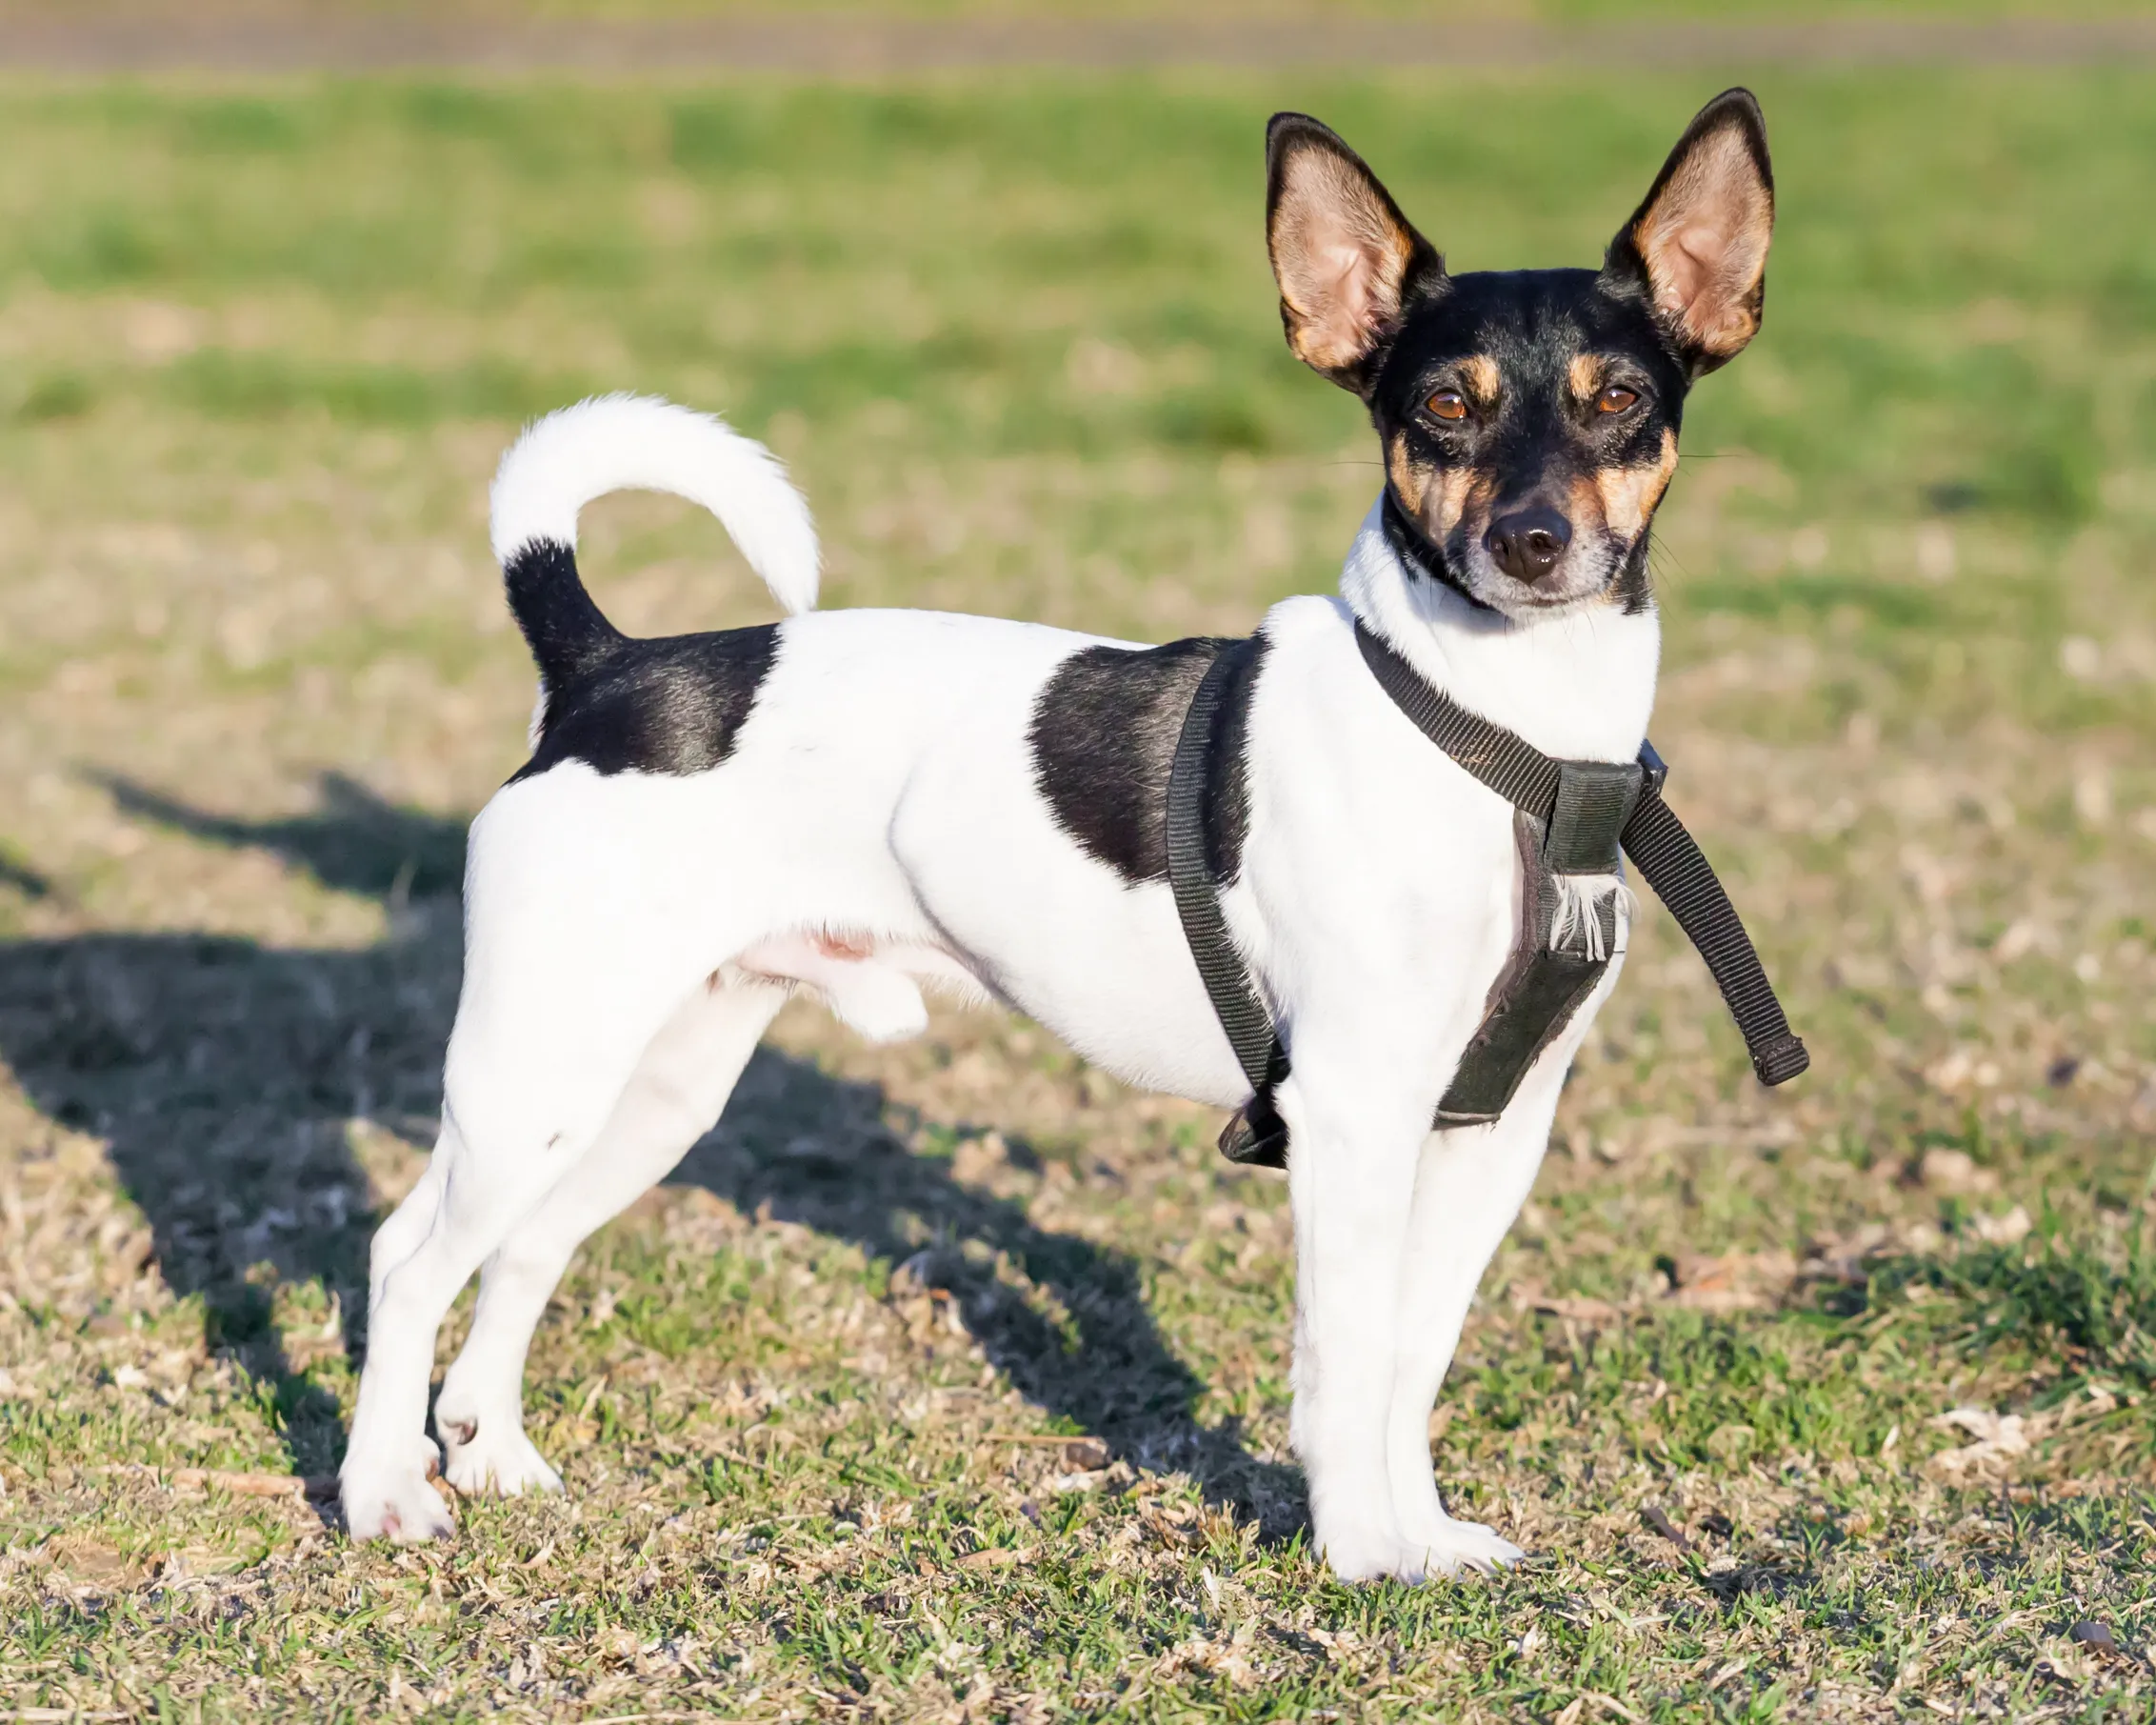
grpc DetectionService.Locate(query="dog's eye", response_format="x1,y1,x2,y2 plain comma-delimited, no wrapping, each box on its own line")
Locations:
1426,391,1467,422
1596,387,1640,415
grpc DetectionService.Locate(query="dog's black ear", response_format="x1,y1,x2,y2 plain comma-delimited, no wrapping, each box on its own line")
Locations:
1603,89,1774,376
1266,113,1445,396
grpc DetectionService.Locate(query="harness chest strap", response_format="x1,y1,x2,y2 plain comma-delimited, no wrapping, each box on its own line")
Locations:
1164,625,1809,1171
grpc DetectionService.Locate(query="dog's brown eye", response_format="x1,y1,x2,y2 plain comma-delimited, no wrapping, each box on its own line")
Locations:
1597,387,1640,414
1427,391,1467,422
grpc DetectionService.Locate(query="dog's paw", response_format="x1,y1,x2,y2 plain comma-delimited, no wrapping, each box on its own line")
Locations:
1319,1521,1442,1585
341,1436,454,1544
438,1411,563,1498
1322,1514,1526,1584
1402,1514,1527,1577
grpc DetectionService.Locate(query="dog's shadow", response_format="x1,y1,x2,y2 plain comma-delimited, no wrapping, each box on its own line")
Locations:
0,772,1302,1533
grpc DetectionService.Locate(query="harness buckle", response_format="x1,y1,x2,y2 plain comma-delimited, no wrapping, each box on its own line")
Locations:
1637,737,1668,799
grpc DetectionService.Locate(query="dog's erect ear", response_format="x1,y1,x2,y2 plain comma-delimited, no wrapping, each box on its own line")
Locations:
1603,90,1774,376
1266,113,1445,395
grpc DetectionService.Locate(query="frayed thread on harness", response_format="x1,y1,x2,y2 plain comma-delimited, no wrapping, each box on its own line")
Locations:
1549,874,1633,964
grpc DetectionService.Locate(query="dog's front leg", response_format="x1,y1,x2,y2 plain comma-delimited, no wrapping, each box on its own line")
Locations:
1279,1060,1433,1583
1383,1033,1589,1574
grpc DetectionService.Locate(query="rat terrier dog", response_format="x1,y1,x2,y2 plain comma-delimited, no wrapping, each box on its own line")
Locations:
342,90,1777,1582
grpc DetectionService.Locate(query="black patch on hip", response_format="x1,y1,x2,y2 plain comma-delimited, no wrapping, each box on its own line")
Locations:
511,623,781,783
1028,634,1268,887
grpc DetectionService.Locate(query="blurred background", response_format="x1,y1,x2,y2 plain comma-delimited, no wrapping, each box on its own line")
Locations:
1,2,2153,1717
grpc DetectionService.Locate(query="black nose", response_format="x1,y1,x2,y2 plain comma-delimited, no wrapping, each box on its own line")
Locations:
1485,508,1572,584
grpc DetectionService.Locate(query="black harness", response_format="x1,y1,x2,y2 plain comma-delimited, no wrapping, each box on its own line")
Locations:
1165,621,1809,1171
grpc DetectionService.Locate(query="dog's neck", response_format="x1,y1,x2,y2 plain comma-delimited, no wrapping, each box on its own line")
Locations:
1338,497,1661,765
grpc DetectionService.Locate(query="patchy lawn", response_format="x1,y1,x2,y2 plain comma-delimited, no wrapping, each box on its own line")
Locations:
1,67,2153,1721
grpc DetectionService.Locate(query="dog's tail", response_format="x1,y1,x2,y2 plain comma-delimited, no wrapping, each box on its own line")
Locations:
489,393,819,692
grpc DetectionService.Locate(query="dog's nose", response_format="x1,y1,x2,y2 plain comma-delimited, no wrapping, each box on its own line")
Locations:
1485,508,1572,584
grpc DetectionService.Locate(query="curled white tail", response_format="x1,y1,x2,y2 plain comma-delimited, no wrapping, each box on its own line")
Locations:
489,393,819,615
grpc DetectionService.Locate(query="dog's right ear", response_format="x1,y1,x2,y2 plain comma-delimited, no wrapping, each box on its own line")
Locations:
1266,114,1445,396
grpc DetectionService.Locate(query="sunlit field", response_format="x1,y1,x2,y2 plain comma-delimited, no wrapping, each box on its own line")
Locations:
2,66,2153,1719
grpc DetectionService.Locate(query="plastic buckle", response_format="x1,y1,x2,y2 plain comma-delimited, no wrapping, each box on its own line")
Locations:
1637,738,1668,798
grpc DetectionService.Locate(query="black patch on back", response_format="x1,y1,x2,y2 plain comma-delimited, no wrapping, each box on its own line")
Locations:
511,624,780,784
1029,634,1268,888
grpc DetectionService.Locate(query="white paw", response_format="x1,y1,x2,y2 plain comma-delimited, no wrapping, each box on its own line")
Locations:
1400,1514,1527,1576
437,1409,564,1498
341,1434,454,1543
1322,1514,1525,1583
1319,1519,1440,1585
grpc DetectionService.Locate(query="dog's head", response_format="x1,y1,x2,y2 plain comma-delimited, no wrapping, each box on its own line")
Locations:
1266,90,1773,619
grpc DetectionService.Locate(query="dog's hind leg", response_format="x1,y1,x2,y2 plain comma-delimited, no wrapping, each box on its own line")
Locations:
432,980,784,1498
341,943,711,1542
1382,1066,1568,1576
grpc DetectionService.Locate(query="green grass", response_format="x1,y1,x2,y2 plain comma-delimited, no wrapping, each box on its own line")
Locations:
0,66,2153,1721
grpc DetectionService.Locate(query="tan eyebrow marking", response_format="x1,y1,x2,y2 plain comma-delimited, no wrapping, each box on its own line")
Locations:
1568,353,1603,401
1458,354,1501,405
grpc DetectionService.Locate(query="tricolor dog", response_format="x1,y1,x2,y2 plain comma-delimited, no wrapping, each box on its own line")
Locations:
343,90,1787,1582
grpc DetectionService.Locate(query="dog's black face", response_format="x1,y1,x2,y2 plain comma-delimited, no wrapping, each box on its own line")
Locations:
1266,92,1774,620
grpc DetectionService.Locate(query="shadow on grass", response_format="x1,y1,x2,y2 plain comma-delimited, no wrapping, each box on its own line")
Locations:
0,772,1303,1532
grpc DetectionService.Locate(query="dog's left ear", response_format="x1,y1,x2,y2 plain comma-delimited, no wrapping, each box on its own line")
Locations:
1604,89,1774,376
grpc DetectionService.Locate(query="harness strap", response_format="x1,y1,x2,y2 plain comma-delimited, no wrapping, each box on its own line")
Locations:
1354,610,1562,812
1166,639,1273,1094
1165,640,1290,1168
1618,792,1810,1086
1353,621,1808,1089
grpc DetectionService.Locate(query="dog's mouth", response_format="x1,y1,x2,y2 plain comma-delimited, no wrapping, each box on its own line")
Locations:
1463,534,1633,616
1397,499,1639,620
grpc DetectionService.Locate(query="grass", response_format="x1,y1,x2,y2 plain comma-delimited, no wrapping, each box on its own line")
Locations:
0,65,2153,1721
129,1,2156,22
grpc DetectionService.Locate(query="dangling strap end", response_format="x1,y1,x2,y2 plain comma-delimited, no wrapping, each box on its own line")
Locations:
1751,1033,1809,1087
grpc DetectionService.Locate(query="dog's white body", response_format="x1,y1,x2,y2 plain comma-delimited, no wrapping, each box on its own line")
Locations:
342,396,1658,1580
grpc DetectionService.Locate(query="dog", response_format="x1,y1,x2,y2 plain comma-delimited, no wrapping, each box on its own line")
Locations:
340,90,1776,1583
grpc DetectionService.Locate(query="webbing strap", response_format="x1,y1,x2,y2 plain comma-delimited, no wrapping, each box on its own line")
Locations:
1353,621,1808,1089
1165,638,1276,1098
1355,616,1561,813
1618,794,1810,1085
